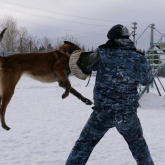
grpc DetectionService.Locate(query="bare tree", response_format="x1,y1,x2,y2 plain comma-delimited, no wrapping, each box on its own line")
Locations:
39,37,54,52
54,33,81,50
28,36,40,53
0,15,19,52
0,16,82,53
18,27,29,53
18,29,40,53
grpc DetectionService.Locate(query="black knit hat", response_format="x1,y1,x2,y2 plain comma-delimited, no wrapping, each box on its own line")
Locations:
107,24,129,39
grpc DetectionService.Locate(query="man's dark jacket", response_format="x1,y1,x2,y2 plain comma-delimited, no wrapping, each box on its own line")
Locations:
88,39,154,115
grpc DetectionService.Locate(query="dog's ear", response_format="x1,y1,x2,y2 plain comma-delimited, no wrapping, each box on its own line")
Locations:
64,41,74,46
61,41,81,54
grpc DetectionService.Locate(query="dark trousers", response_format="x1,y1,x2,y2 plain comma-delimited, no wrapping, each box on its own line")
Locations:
65,107,154,165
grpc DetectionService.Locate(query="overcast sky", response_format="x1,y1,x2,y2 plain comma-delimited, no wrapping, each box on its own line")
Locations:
0,0,165,50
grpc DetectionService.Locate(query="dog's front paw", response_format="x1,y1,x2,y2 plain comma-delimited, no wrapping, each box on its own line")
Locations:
84,98,93,105
62,92,69,99
62,93,66,99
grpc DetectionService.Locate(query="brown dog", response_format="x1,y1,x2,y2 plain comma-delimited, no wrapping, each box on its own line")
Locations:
0,30,92,131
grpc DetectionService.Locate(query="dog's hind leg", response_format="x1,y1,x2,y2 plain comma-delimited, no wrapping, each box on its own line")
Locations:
0,96,1,110
0,70,21,130
0,90,14,130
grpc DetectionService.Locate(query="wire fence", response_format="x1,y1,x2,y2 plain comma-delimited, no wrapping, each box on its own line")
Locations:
0,51,19,57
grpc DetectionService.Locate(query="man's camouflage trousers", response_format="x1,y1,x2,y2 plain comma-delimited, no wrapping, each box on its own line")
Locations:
65,107,154,165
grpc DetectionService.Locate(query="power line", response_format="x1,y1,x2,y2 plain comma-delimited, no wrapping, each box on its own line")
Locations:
0,0,133,41
137,35,150,44
0,6,112,27
16,18,85,34
0,15,109,40
157,33,165,43
0,13,109,35
153,28,165,43
76,33,106,39
154,28,163,35
136,26,165,45
155,34,162,36
0,0,132,24
135,25,150,43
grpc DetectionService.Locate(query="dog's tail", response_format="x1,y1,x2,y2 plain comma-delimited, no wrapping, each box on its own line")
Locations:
0,28,7,42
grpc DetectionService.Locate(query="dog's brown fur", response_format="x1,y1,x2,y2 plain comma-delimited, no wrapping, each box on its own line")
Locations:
0,30,92,131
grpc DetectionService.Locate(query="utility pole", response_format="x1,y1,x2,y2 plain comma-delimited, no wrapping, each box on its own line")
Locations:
150,24,155,46
147,24,155,93
132,22,137,44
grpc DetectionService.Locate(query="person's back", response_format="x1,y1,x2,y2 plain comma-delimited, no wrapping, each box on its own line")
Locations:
92,39,153,114
66,24,154,165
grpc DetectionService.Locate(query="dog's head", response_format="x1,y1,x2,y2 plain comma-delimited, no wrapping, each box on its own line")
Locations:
59,41,81,55
0,28,7,42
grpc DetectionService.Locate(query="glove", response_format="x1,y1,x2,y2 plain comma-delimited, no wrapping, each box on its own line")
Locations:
77,49,100,75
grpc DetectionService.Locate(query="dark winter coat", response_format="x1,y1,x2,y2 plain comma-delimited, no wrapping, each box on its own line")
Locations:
88,39,154,115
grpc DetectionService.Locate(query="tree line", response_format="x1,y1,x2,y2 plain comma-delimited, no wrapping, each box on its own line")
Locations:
0,15,86,53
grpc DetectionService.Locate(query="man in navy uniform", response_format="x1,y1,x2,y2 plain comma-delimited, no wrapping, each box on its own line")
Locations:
66,24,154,165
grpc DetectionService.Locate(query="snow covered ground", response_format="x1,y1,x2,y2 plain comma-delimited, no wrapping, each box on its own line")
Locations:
0,75,165,165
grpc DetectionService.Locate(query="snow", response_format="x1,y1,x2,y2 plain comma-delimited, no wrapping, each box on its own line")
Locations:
0,75,165,165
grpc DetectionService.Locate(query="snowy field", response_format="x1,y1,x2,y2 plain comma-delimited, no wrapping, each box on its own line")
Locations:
0,75,165,165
